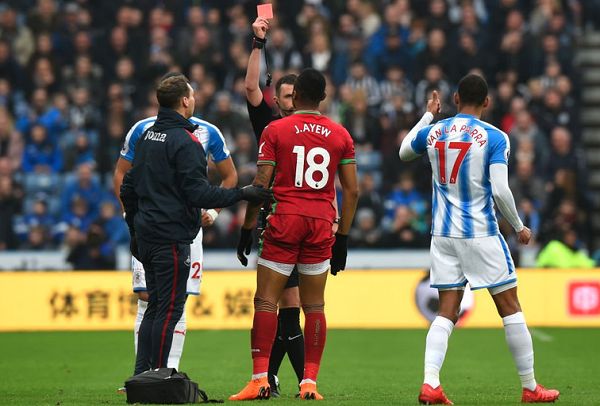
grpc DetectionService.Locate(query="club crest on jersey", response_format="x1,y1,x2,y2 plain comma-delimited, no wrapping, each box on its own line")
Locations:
184,255,191,267
193,126,208,140
134,271,142,285
294,123,331,137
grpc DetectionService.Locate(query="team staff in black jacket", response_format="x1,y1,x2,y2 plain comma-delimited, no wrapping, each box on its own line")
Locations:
121,75,270,372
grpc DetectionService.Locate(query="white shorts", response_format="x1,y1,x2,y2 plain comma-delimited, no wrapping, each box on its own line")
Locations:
257,257,330,277
132,229,204,295
430,234,517,291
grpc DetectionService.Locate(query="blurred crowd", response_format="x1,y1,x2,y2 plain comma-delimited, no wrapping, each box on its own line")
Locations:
0,0,598,268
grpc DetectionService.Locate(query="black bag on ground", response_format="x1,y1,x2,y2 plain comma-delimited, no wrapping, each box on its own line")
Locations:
124,368,223,404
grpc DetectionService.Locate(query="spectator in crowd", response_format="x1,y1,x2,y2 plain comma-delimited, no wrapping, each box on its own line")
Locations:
231,130,257,187
415,29,455,82
0,110,24,172
0,0,591,262
18,196,55,243
349,207,382,248
356,173,385,225
346,60,382,108
63,132,95,172
60,162,104,218
0,7,35,67
61,55,104,106
268,27,303,72
535,89,580,139
341,91,382,151
0,39,24,91
0,175,19,249
23,225,52,250
536,228,595,268
509,160,547,211
207,91,251,148
542,126,586,188
66,223,116,270
95,200,129,248
382,205,429,248
383,172,427,231
16,88,67,143
21,123,62,173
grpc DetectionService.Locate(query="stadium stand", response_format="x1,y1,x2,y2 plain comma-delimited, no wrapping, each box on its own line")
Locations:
0,0,598,268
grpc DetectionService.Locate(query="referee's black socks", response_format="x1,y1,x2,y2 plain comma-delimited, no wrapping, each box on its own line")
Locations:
279,307,305,383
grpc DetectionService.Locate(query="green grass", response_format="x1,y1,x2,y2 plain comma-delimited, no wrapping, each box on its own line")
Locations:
0,328,598,405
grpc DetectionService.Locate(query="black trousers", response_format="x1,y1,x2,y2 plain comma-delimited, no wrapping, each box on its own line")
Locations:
134,240,190,374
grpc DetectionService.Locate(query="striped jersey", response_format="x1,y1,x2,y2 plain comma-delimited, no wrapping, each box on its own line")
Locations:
120,116,230,163
411,113,510,238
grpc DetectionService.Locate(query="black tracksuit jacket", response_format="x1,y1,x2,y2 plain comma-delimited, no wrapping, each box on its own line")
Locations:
121,107,243,244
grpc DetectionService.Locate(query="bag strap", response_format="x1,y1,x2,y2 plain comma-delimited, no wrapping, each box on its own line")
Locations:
198,388,224,404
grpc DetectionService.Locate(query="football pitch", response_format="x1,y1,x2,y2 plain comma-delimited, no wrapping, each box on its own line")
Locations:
1,328,598,405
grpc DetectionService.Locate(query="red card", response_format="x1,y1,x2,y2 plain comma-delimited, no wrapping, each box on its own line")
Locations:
257,3,273,19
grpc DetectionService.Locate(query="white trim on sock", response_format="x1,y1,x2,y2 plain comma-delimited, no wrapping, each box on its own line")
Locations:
431,316,455,335
252,372,268,380
502,311,526,325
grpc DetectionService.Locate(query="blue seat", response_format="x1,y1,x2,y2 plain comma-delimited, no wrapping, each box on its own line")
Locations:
355,151,382,172
23,173,62,195
62,171,101,188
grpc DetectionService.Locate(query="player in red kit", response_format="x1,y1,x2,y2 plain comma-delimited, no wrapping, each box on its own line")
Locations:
231,68,359,401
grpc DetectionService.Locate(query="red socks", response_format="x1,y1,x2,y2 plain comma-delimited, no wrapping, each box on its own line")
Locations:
251,298,278,375
302,308,326,382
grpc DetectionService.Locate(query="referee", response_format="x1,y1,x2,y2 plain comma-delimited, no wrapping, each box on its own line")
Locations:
121,75,270,372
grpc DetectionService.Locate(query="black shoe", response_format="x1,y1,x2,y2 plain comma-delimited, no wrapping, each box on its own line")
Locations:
268,374,281,398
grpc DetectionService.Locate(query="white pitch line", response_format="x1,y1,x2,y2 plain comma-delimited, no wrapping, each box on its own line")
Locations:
529,328,554,342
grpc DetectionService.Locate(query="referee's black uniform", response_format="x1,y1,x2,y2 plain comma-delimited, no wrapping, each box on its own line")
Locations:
247,98,299,290
122,106,247,372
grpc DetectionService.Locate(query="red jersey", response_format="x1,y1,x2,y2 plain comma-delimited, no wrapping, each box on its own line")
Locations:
258,110,356,221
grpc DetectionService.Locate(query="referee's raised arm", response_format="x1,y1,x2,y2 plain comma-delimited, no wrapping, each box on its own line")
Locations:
246,17,269,107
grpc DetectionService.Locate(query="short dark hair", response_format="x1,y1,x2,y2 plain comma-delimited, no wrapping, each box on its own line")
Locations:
294,68,326,104
457,74,488,106
275,74,297,95
157,75,190,109
160,71,183,82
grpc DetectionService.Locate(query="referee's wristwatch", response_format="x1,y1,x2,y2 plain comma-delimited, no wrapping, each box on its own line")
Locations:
252,36,266,50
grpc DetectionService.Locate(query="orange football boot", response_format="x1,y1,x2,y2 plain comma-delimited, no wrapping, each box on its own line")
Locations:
300,382,324,400
229,377,271,401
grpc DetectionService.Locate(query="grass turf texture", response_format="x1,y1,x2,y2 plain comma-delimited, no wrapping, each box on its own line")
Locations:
0,328,597,405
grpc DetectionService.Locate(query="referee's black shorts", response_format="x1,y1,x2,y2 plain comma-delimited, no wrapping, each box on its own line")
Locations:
285,266,299,289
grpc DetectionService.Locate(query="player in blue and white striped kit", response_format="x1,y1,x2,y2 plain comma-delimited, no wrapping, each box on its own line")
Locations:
114,74,237,378
400,75,559,404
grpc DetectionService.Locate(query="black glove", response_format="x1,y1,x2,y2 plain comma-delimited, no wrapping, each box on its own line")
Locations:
237,227,253,267
330,233,348,276
130,234,141,261
241,185,272,204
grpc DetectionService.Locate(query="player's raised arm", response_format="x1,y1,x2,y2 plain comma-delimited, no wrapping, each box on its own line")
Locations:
399,91,441,161
245,17,269,107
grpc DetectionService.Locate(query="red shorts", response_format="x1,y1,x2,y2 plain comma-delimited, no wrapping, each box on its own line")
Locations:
258,214,334,265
